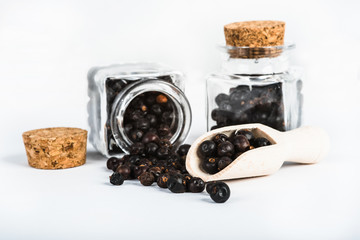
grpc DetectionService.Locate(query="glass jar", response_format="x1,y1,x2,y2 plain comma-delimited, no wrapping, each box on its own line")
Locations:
88,63,192,157
206,43,303,131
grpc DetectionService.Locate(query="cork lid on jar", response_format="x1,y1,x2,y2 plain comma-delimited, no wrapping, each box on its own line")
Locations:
224,20,286,58
22,127,87,169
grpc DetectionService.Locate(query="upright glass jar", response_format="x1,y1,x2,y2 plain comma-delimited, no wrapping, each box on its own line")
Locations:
88,63,192,157
206,43,303,131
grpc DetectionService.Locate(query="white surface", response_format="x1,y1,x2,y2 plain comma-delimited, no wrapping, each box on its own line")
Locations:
1,0,360,239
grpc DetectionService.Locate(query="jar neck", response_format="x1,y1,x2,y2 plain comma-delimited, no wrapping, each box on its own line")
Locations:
221,55,290,75
219,43,295,75
110,79,191,153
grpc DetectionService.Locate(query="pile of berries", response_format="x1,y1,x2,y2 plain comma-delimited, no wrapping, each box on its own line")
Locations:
107,142,231,203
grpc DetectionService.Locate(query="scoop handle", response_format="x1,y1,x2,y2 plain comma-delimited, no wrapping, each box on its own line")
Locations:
281,126,330,164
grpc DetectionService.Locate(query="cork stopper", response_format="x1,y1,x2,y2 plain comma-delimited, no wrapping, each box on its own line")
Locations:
22,127,87,169
224,20,285,58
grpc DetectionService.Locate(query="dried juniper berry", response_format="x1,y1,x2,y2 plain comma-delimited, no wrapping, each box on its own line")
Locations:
156,94,168,104
129,109,144,122
217,141,235,157
233,152,242,159
219,101,232,112
138,158,152,167
215,93,229,106
148,156,158,165
130,142,145,155
188,177,205,193
133,165,149,179
157,173,170,188
211,108,220,121
198,140,216,157
165,167,181,175
158,124,170,136
139,104,148,113
124,123,133,134
156,160,168,172
158,139,172,148
135,118,150,131
210,125,219,130
202,157,218,174
213,133,229,145
146,114,157,127
121,154,130,163
109,172,124,186
229,89,250,105
106,157,122,171
253,137,272,148
139,172,155,186
217,156,232,171
167,154,182,169
206,181,216,194
130,97,144,109
177,144,191,157
233,135,250,152
161,111,173,124
145,142,159,156
129,129,144,142
183,174,193,190
209,181,230,203
157,146,170,160
167,174,186,193
142,132,159,144
127,155,141,166
116,165,131,180
148,166,162,181
151,104,162,115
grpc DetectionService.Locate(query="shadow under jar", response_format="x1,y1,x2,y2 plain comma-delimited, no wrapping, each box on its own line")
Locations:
88,63,192,157
207,43,303,131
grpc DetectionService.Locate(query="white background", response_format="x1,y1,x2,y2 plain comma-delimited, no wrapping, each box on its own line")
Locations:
1,0,360,239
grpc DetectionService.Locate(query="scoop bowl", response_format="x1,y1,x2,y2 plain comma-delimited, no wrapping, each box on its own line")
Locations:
185,124,330,182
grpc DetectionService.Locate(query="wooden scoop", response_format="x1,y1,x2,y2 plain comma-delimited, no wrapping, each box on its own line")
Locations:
186,124,330,182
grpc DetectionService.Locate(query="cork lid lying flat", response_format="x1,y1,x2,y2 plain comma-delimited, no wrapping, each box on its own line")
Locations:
22,127,87,169
224,20,285,58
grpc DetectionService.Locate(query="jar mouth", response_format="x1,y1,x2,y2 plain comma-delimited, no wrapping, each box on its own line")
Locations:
110,79,192,154
218,42,295,59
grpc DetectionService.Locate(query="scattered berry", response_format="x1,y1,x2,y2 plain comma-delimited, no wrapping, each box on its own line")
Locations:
109,172,124,185
167,174,186,193
188,177,205,193
139,172,155,186
209,181,230,203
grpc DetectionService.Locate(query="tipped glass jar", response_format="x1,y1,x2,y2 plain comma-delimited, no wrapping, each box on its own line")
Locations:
88,63,192,157
206,43,303,131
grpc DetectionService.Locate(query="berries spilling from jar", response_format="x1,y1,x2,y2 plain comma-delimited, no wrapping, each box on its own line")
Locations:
106,142,231,203
198,129,272,174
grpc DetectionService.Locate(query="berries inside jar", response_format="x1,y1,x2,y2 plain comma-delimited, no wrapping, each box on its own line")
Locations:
210,83,285,131
123,92,178,144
